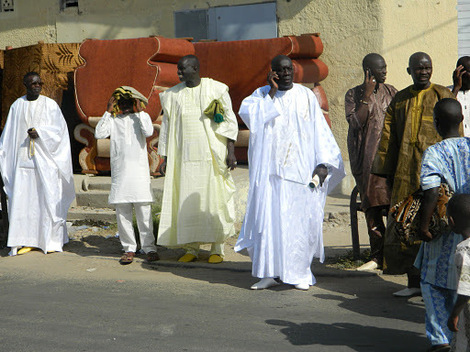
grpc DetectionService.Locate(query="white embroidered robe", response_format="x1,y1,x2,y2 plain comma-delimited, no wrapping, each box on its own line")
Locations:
0,95,75,254
235,84,345,286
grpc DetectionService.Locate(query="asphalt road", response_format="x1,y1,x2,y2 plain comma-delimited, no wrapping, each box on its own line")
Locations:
0,251,427,352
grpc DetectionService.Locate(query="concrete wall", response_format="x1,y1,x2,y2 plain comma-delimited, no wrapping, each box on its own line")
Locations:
278,0,457,194
0,0,458,194
382,0,458,90
278,0,385,193
0,0,273,46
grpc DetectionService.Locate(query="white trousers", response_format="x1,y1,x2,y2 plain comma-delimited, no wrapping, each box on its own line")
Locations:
115,203,157,253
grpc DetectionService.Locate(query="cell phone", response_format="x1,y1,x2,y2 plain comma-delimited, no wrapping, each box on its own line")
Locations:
367,68,373,78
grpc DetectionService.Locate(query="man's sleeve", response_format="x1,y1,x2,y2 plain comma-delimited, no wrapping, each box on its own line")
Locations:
138,112,154,138
0,103,17,196
94,112,112,139
371,100,398,177
345,88,363,130
420,146,443,190
442,86,457,99
457,244,470,296
34,103,74,182
238,87,280,134
213,90,238,141
311,91,345,193
158,112,169,157
158,91,171,157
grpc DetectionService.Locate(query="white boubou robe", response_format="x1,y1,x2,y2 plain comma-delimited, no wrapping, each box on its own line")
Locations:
235,84,345,286
157,78,239,247
94,111,154,204
0,95,75,255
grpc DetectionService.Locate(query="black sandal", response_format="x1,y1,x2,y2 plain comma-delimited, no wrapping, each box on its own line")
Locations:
119,252,135,265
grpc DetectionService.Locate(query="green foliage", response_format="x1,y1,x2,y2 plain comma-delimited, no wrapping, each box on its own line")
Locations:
326,249,371,270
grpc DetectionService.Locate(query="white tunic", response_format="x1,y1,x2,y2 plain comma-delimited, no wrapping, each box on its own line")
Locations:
95,111,154,204
456,90,470,137
452,237,470,352
235,84,345,286
0,95,75,254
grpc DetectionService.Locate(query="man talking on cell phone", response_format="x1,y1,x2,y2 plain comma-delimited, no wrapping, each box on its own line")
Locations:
345,53,397,272
235,55,345,291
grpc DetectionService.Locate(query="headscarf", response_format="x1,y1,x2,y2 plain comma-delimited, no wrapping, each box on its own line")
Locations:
111,86,148,115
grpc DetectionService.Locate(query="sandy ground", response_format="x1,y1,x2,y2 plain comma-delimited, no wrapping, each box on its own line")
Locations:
0,212,406,288
16,211,368,263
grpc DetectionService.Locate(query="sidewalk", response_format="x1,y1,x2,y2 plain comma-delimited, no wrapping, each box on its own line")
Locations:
63,172,375,278
143,200,373,278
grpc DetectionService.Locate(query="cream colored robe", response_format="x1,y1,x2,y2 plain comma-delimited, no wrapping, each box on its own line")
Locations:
157,78,238,246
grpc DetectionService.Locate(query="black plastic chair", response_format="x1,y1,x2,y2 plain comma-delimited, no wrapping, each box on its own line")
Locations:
349,185,362,260
0,174,9,248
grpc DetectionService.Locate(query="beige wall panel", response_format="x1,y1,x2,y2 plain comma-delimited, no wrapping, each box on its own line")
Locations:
381,0,458,91
56,0,275,41
278,0,383,162
0,0,56,47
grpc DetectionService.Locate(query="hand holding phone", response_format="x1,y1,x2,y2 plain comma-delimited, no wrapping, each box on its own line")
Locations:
367,68,376,81
364,68,376,98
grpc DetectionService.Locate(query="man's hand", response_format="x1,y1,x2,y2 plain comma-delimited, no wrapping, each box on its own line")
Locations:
418,228,433,242
453,65,465,96
107,96,116,113
159,157,167,176
267,70,279,99
27,128,39,139
312,164,328,186
226,152,237,170
363,69,376,100
447,314,459,332
134,98,144,113
419,187,439,243
226,139,237,170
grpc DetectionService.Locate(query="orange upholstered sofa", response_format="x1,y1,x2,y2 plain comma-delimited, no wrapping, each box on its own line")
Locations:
73,34,330,174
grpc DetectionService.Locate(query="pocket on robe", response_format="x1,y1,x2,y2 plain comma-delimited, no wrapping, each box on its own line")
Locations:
18,146,36,169
182,140,212,162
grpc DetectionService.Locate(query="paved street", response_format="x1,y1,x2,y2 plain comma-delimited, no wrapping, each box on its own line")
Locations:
0,247,427,352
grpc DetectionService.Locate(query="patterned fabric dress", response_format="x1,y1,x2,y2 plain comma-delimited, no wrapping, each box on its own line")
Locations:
371,84,455,275
417,137,470,346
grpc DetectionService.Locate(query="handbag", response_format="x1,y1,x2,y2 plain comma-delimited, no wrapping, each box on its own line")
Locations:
389,183,453,245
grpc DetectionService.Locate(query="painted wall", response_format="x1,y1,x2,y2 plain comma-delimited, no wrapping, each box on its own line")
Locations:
278,0,384,193
382,0,458,90
0,0,458,193
278,0,457,193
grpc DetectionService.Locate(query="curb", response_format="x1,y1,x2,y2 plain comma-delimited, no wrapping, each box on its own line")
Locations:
55,251,381,278
144,260,380,278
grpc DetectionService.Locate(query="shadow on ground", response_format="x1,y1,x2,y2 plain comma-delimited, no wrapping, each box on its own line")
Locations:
315,275,425,324
265,319,427,352
153,256,425,325
64,235,123,257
